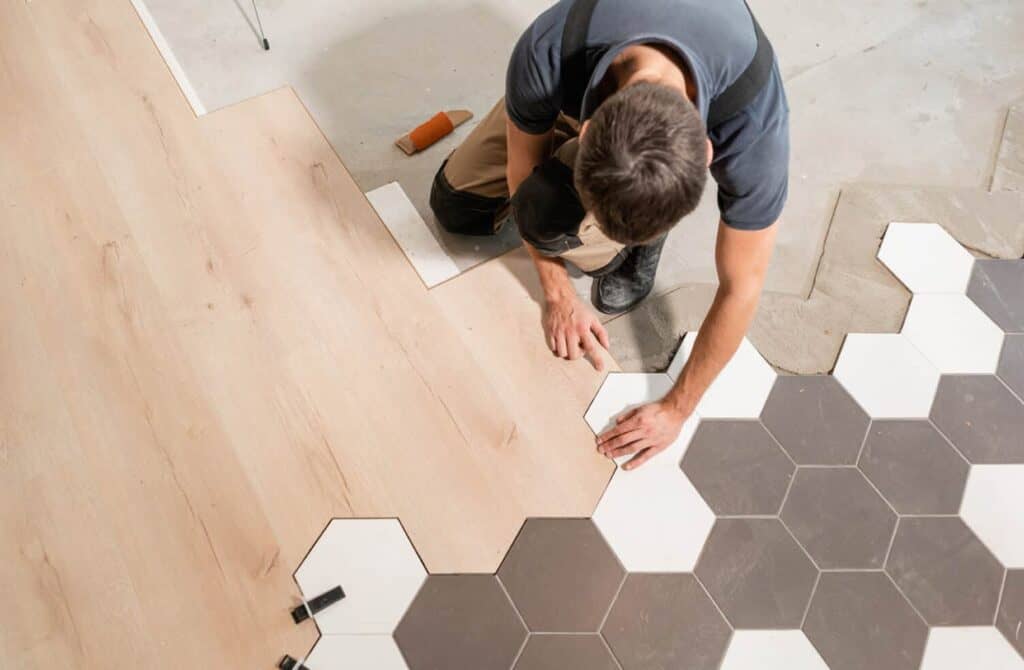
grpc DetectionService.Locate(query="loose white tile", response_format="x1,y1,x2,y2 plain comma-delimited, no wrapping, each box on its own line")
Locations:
294,519,426,634
901,294,1004,373
585,373,677,466
667,335,776,418
960,465,1024,568
877,222,975,294
592,446,715,571
920,627,1024,670
833,333,940,418
720,630,829,670
366,182,460,288
305,634,409,669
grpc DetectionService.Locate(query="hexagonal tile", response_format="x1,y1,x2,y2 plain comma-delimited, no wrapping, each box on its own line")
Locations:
998,334,1024,399
920,627,1024,670
834,334,941,419
885,517,1004,625
682,420,795,515
901,294,1004,373
513,634,618,670
720,630,828,670
802,572,928,670
967,259,1024,333
930,375,1024,463
393,575,526,670
761,375,870,465
584,372,676,466
304,635,408,669
667,336,777,418
877,222,974,294
780,468,897,569
602,573,730,670
857,420,969,514
695,518,818,629
592,445,714,572
293,519,426,634
497,519,624,632
996,570,1024,659
961,465,1024,568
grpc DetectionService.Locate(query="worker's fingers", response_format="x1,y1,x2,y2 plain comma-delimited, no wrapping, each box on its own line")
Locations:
609,439,653,460
598,413,641,444
593,321,610,350
555,334,568,359
598,429,645,455
624,445,660,470
547,332,557,354
581,332,605,372
567,335,582,361
615,407,641,425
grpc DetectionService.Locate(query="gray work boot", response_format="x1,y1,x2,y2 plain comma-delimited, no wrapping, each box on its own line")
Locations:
591,236,667,315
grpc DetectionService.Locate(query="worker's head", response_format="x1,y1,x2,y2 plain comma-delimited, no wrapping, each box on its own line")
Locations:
576,82,711,246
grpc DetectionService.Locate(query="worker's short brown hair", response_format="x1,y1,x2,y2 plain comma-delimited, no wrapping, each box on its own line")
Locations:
575,82,708,245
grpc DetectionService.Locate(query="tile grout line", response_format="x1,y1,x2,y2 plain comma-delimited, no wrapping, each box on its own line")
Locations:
883,569,931,628
882,516,901,569
993,567,1009,626
693,572,735,633
799,571,822,630
778,510,822,572
596,573,628,670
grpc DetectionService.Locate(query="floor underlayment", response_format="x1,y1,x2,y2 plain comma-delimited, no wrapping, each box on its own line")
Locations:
291,232,1024,668
136,0,1024,299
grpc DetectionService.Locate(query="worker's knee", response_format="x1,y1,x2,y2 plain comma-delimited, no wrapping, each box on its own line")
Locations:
429,161,507,236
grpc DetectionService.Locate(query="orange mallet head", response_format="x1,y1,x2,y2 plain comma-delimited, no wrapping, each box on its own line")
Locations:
395,110,474,155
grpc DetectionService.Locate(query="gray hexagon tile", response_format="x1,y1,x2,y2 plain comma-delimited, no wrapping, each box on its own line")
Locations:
885,517,1005,626
682,420,795,515
761,375,870,465
920,627,1024,669
857,420,969,514
999,334,1024,399
997,570,1024,659
293,519,426,634
803,571,928,670
602,573,731,670
393,575,527,670
513,634,619,670
497,518,624,632
930,375,1024,463
695,518,818,629
781,468,897,570
968,259,1024,333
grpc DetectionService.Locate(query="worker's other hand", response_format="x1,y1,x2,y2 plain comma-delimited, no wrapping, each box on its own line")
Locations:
596,401,687,470
542,294,609,371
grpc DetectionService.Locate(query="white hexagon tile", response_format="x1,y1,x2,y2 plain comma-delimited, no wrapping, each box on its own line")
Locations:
667,335,777,418
833,333,940,418
960,465,1024,568
584,372,677,466
877,222,976,293
901,294,1004,374
920,627,1024,670
294,518,426,634
720,630,829,670
304,634,409,669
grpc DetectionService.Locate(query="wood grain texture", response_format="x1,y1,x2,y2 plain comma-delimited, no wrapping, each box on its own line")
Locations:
0,0,613,667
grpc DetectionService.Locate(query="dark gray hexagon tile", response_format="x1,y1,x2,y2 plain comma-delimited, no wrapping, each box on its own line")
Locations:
857,420,969,514
885,517,1004,625
513,634,619,670
394,575,526,670
997,570,1024,660
780,468,896,569
498,518,624,632
695,518,818,629
968,259,1024,333
602,573,730,670
681,420,795,515
998,334,1024,400
930,375,1024,463
803,572,928,670
761,375,870,465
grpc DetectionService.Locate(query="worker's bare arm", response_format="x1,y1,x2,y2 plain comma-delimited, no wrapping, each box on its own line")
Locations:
597,220,777,468
508,118,610,371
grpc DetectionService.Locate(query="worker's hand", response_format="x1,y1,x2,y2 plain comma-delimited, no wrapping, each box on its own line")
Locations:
542,294,609,371
597,400,688,470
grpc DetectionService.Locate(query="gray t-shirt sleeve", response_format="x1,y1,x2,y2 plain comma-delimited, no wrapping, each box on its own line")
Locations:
505,26,561,134
708,64,790,230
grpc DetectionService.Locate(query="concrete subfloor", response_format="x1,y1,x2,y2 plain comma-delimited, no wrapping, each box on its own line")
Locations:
137,0,1024,370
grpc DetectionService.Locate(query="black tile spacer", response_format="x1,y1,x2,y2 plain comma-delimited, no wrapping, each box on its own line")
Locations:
291,585,345,624
278,655,309,670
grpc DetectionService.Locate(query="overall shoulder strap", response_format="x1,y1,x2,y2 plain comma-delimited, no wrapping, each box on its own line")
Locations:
561,0,600,119
706,1,775,128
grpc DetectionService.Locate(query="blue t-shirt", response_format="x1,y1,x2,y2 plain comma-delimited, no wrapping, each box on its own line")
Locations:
506,0,789,230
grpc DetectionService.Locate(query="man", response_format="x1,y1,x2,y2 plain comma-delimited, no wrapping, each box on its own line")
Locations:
430,0,789,468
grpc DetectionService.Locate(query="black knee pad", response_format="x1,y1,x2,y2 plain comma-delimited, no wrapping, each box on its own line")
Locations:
429,161,508,236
